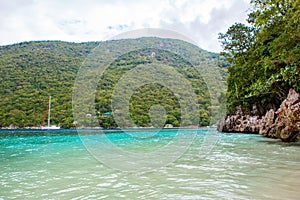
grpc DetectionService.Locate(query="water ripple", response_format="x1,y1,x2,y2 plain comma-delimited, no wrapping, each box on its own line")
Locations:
0,129,300,199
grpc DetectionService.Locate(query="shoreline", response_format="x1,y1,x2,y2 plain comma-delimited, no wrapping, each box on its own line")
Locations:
0,125,203,130
0,126,212,132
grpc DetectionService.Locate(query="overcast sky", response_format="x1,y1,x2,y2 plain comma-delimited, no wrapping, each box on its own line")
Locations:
0,0,250,52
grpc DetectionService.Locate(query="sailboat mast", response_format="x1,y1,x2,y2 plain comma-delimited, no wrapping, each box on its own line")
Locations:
48,96,51,127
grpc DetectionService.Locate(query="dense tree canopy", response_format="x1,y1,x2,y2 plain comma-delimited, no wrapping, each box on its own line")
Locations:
219,0,299,114
0,38,227,128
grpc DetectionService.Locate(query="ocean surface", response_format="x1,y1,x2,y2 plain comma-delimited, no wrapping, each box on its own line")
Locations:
1,128,300,199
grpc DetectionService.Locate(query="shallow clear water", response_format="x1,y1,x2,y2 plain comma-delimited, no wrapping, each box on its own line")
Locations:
1,128,300,199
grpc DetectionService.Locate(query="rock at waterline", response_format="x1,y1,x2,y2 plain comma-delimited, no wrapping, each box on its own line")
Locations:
218,88,300,142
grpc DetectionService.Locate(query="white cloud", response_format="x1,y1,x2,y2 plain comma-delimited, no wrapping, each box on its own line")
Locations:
0,0,250,52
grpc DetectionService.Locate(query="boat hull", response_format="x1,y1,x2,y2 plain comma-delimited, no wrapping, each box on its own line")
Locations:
41,126,61,130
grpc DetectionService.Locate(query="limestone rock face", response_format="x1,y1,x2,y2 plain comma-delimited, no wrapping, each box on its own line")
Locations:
217,106,261,133
217,88,300,142
260,88,300,142
259,109,275,137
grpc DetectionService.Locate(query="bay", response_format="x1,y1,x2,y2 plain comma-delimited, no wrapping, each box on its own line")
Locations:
0,128,299,199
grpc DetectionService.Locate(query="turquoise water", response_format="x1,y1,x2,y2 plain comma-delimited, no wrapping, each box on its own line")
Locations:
1,128,300,199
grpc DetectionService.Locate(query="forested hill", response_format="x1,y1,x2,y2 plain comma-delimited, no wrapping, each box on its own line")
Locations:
0,41,99,128
0,38,227,128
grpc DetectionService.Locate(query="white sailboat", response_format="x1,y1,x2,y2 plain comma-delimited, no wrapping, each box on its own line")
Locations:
41,96,60,130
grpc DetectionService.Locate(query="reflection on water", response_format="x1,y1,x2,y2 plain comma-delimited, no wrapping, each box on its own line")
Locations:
0,128,299,199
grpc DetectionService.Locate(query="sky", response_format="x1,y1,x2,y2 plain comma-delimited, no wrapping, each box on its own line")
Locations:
0,0,250,52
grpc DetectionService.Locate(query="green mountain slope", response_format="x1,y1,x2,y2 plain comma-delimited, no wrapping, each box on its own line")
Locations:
0,38,227,128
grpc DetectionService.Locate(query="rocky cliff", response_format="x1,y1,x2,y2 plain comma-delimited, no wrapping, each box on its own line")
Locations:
217,88,300,142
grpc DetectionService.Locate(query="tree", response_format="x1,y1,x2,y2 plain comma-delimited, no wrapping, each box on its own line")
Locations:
219,0,300,114
218,23,256,61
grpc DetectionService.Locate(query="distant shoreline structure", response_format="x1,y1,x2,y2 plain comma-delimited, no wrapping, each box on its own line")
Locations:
0,125,205,131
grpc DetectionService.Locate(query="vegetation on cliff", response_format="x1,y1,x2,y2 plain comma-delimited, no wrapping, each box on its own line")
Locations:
219,0,299,115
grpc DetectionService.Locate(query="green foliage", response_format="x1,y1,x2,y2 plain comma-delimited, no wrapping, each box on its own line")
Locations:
95,45,217,128
219,0,300,114
218,23,256,59
0,38,227,128
96,47,211,127
0,41,98,128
